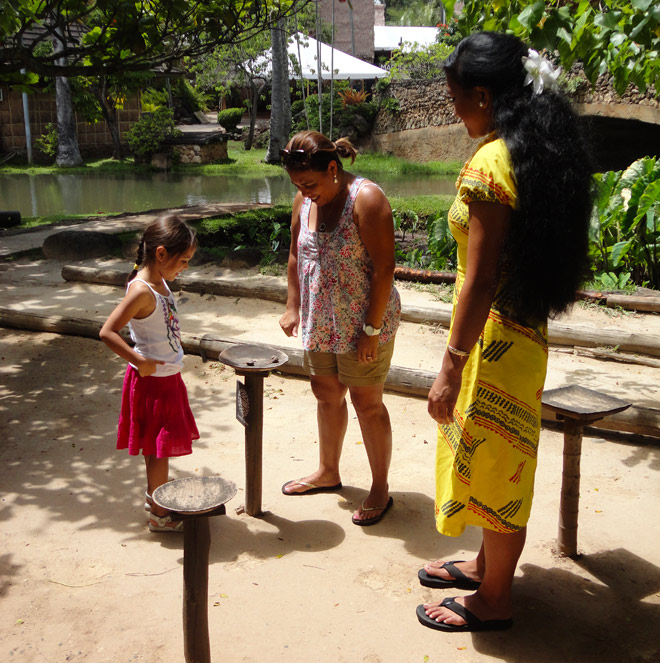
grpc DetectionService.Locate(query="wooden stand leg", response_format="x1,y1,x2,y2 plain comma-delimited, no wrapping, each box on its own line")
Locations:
183,518,211,663
558,418,583,558
244,373,264,517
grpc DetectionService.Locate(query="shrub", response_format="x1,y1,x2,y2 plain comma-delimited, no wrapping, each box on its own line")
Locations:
124,107,181,158
217,107,244,131
35,122,58,158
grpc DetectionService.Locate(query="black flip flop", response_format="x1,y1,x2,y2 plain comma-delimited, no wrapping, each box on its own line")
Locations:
281,479,343,496
416,597,513,632
418,560,481,590
352,496,393,526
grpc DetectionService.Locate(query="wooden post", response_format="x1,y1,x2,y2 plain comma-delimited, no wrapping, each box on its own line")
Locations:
183,518,211,663
557,418,583,558
244,373,264,517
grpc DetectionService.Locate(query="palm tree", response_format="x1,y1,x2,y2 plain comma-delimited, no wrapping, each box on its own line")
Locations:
265,17,291,163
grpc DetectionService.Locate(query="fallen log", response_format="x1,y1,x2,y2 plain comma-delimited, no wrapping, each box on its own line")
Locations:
553,346,660,369
1,307,658,440
61,265,660,358
605,293,660,313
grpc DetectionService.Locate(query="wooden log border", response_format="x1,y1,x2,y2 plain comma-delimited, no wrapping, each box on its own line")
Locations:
61,265,660,358
1,307,658,440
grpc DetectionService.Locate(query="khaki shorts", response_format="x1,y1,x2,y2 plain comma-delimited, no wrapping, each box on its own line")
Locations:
303,338,395,387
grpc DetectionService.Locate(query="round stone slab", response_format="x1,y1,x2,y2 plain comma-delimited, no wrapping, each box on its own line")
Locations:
153,476,237,514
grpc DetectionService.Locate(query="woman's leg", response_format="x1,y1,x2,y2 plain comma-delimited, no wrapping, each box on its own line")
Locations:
423,527,526,625
348,383,392,522
144,455,170,517
282,374,348,493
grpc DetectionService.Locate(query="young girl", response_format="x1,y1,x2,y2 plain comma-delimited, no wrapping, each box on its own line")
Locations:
100,214,199,533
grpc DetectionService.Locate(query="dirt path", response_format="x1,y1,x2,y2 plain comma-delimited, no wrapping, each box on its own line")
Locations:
1,255,659,663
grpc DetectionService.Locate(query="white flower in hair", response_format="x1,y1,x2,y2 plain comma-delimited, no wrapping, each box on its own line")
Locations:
522,49,561,95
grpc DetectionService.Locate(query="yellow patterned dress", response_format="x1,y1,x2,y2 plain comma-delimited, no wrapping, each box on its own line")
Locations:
435,136,548,536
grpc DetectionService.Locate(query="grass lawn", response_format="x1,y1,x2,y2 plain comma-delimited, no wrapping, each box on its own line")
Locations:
0,141,461,178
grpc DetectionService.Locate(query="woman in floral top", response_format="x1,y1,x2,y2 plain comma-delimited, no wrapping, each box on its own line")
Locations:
279,130,401,526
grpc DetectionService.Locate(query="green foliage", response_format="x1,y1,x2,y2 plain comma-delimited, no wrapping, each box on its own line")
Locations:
124,108,181,158
292,92,378,139
194,206,293,263
450,0,660,97
141,87,170,112
379,96,400,114
435,18,463,47
217,107,244,131
35,123,59,158
1,1,307,83
393,206,457,271
386,0,447,26
384,42,454,81
591,156,660,289
176,78,207,113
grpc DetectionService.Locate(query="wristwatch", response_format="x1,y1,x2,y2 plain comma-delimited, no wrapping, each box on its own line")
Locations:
362,323,382,336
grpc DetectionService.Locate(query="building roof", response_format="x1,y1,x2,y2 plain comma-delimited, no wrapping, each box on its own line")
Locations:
374,26,439,52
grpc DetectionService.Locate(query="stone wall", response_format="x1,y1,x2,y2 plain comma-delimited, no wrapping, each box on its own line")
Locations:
173,141,228,164
370,79,479,162
0,88,140,161
370,74,660,164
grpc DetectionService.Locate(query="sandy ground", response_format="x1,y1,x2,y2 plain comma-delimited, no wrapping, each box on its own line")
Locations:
1,256,660,663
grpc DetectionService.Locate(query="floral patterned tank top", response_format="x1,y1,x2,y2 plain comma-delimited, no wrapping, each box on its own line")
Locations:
297,176,401,353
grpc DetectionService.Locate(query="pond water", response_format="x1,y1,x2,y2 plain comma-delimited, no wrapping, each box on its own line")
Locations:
0,171,457,218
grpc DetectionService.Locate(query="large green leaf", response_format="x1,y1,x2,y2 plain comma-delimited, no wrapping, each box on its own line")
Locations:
610,239,632,266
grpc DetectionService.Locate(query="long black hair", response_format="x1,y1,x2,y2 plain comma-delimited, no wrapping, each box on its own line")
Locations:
444,32,593,322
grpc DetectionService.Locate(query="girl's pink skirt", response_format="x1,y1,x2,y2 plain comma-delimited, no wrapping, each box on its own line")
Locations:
117,366,199,458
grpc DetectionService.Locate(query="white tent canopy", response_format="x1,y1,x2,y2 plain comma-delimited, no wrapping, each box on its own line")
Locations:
374,26,439,53
256,32,388,81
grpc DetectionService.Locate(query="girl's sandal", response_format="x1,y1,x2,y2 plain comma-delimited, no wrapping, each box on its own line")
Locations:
144,491,153,512
148,512,183,533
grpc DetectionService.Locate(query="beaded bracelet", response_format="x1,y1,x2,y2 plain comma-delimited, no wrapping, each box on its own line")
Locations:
447,344,471,358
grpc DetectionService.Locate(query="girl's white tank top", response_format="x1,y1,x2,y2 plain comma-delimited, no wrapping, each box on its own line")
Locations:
127,278,184,377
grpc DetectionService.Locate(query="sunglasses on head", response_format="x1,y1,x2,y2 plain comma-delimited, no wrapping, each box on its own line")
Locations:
280,148,312,168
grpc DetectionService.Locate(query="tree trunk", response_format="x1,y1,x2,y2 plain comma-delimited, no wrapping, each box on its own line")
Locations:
244,80,267,151
53,22,83,167
55,76,83,167
265,18,290,163
93,76,123,160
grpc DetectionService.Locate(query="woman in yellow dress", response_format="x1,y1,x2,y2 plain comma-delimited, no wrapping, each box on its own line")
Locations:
417,32,593,632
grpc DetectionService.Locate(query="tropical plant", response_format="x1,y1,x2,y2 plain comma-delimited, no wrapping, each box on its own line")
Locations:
590,156,660,288
445,0,660,97
338,88,369,106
